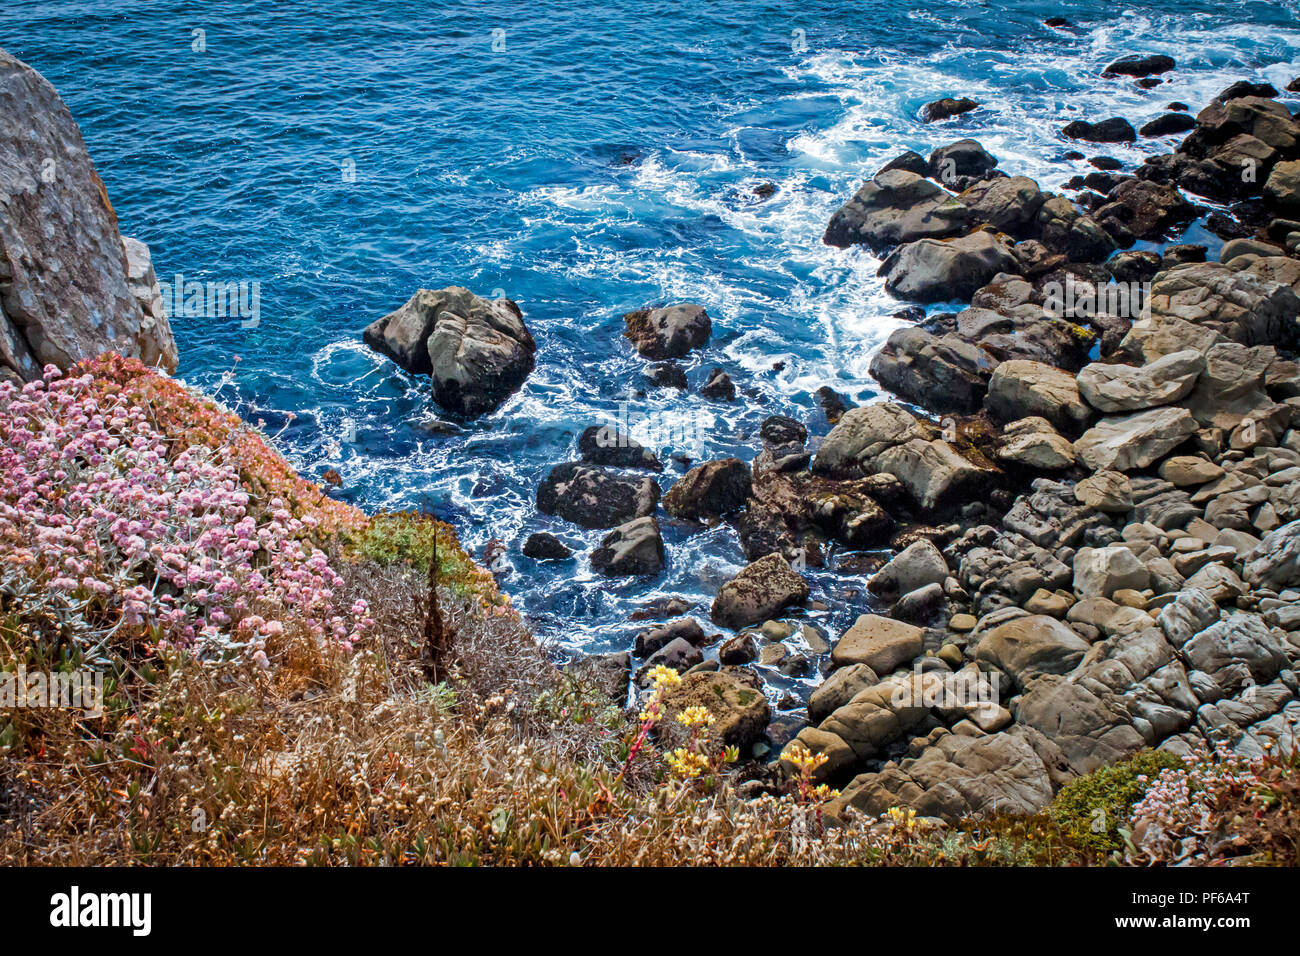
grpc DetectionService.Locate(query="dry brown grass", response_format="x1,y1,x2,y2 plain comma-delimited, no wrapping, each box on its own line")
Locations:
0,542,876,866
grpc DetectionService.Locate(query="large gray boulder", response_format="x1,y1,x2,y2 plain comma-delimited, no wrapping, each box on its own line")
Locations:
363,287,536,417
868,538,949,600
830,615,925,673
813,403,999,511
1073,406,1198,471
1076,349,1205,413
1243,519,1300,590
829,729,1055,822
1182,612,1292,690
879,231,1020,303
0,48,178,381
816,680,931,761
974,614,1091,690
590,517,665,576
986,359,1091,433
808,663,879,723
823,170,971,251
1148,262,1300,349
1183,342,1291,437
869,326,998,414
960,175,1047,237
997,417,1077,470
1119,314,1225,364
662,458,751,521
1073,545,1150,597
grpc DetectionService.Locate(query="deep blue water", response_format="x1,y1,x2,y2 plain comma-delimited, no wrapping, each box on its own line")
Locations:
4,0,1300,676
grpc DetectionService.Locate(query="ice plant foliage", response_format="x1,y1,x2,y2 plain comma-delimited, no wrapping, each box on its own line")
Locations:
0,363,371,663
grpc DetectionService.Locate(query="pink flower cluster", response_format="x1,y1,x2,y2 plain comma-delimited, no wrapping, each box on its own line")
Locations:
0,365,371,663
1124,747,1260,864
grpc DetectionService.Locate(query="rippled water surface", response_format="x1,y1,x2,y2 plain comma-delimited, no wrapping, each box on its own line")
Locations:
4,0,1299,664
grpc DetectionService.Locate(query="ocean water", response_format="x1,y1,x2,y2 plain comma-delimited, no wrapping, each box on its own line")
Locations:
5,0,1300,675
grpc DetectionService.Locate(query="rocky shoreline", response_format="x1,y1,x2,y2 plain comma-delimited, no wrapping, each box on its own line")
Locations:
488,63,1300,822
8,34,1300,827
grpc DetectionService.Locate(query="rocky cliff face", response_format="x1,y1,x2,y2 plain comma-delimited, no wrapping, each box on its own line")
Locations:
0,47,176,383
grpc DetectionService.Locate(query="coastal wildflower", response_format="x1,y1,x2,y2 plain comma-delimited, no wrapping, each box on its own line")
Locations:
665,747,709,779
886,806,918,832
675,706,714,728
647,665,681,691
0,360,371,665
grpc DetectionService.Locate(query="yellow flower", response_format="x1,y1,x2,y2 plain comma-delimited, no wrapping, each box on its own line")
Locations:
647,665,682,690
782,741,829,773
676,706,715,728
664,747,709,778
886,806,918,831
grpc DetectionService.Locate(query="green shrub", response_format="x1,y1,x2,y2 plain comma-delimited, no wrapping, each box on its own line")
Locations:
1049,749,1185,855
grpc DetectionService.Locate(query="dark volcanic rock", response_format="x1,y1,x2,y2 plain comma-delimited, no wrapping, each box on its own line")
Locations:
623,303,711,359
761,415,807,446
928,139,999,187
363,287,536,418
1094,178,1200,241
877,150,931,178
645,361,688,389
1062,117,1138,143
522,532,571,560
1102,54,1175,79
663,458,752,521
536,462,660,528
922,96,979,123
1215,81,1279,102
869,326,999,414
634,618,707,657
747,467,897,553
1140,113,1197,137
816,386,854,423
579,424,663,471
700,367,736,401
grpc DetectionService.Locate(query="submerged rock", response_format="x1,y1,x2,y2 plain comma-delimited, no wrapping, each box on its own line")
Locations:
922,96,979,123
1102,54,1176,79
1061,117,1137,143
522,532,571,560
1073,406,1199,471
